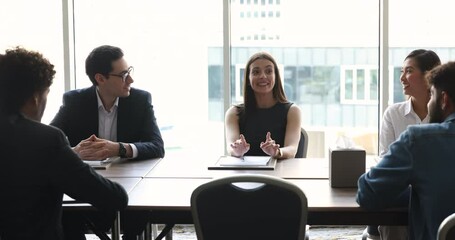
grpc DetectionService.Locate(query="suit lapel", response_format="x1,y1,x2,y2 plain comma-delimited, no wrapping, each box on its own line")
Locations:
117,97,127,142
87,86,100,137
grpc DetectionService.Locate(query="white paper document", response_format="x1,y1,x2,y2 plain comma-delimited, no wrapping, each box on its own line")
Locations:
219,156,271,166
83,156,120,166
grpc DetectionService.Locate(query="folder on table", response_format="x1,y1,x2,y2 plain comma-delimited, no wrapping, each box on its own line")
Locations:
208,156,277,170
83,156,120,170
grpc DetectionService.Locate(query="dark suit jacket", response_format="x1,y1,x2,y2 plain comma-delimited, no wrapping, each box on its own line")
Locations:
50,86,165,160
0,113,128,240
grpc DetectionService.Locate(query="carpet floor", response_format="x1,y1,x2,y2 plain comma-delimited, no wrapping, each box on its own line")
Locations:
87,224,368,240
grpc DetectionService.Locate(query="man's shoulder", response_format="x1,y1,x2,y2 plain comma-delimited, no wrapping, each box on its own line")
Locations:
129,87,151,97
406,121,453,137
3,115,66,146
64,86,95,98
125,88,151,103
62,86,96,106
26,118,65,139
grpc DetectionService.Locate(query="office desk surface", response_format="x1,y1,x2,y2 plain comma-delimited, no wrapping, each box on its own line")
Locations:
127,178,407,225
145,154,377,179
63,177,141,206
96,158,162,178
146,155,329,179
62,177,141,240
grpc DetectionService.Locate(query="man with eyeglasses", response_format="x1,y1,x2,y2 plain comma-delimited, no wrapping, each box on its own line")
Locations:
51,45,164,240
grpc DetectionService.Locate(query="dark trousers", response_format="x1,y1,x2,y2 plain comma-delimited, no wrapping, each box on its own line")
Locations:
62,210,149,240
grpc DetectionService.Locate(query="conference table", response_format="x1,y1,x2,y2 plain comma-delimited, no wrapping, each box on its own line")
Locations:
127,152,406,227
65,152,407,239
63,158,161,240
97,157,162,178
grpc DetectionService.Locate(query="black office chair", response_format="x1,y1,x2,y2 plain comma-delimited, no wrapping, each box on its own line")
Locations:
148,128,309,240
191,174,308,240
438,213,455,240
296,127,309,158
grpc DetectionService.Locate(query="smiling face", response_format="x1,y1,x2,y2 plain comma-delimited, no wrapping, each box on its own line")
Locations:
248,58,276,95
400,58,428,98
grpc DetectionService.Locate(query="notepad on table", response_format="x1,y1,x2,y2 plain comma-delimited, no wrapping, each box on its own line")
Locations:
83,156,120,169
208,156,277,170
220,156,271,166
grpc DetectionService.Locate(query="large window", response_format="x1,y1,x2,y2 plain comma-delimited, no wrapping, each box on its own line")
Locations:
6,0,455,158
340,65,378,104
226,0,379,157
73,0,224,156
0,0,64,124
389,1,455,105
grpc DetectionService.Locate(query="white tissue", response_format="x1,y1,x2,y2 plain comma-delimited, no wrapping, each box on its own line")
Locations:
335,135,357,149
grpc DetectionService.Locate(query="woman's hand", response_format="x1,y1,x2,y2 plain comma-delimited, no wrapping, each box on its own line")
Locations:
260,132,281,158
230,134,250,157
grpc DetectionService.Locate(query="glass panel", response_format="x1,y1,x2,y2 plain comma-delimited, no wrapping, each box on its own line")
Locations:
392,67,405,103
389,0,455,104
370,69,378,101
345,69,353,100
0,0,64,124
356,69,365,100
74,0,224,156
230,0,379,157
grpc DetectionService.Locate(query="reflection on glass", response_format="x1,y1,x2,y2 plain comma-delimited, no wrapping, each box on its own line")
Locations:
370,69,378,101
0,0,64,124
345,70,353,100
74,0,225,156
356,69,365,100
229,0,379,157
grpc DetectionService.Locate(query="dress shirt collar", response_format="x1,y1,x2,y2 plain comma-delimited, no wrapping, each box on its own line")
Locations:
403,98,429,123
444,112,455,123
96,87,119,113
403,98,413,117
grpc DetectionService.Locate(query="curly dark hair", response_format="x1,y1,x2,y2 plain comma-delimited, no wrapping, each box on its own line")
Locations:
0,47,55,114
427,61,455,106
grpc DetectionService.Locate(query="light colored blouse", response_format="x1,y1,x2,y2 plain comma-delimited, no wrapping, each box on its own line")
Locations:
379,99,429,157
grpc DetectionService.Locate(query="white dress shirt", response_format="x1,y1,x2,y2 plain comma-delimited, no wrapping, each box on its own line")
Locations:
96,89,138,158
379,99,429,157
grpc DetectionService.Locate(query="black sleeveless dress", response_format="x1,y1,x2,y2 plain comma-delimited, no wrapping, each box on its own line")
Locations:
238,102,293,156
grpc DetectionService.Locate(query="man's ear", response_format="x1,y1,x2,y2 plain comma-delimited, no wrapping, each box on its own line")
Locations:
441,91,453,112
32,92,40,106
94,73,106,85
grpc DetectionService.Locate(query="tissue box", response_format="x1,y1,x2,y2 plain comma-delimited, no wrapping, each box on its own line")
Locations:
329,147,366,188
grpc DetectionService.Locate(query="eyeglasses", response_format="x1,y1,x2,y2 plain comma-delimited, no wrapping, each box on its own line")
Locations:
108,66,134,82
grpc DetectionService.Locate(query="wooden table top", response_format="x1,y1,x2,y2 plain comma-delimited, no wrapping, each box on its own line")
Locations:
145,152,377,179
96,157,162,178
126,177,406,225
63,177,142,204
127,178,357,209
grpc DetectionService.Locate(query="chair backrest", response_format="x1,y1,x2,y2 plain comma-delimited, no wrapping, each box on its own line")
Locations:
438,213,455,240
295,128,309,158
191,174,308,240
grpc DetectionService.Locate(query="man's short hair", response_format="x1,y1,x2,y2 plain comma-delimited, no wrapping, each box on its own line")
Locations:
85,45,124,85
0,47,55,114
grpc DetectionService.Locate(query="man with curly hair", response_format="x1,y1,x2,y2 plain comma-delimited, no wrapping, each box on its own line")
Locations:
0,47,128,240
357,61,455,240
